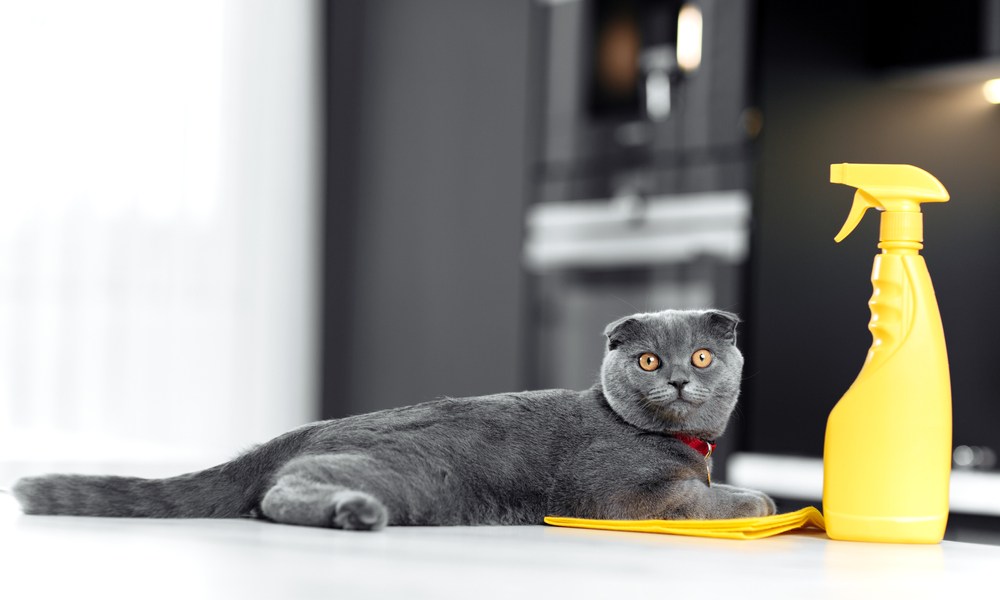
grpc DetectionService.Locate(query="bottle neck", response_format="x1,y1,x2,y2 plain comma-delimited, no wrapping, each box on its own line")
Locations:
879,241,922,255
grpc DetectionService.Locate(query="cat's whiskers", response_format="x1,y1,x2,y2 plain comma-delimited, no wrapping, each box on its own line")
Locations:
681,387,708,402
646,386,673,401
639,396,660,409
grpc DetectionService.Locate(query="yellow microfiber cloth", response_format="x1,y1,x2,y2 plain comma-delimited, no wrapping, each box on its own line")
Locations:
544,506,826,540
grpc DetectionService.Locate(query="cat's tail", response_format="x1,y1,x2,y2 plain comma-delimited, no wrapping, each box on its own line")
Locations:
11,426,315,518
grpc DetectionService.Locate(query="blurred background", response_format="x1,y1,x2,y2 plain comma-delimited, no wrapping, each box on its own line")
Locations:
1,0,999,541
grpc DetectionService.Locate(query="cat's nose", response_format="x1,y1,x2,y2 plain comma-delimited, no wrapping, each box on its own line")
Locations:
668,378,689,389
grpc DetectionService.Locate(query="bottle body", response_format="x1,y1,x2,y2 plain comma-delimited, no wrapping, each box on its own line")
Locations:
823,250,952,543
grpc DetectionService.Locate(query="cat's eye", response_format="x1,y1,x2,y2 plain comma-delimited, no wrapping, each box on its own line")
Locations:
691,349,713,368
638,353,661,371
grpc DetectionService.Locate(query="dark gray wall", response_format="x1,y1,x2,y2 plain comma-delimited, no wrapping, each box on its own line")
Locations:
324,0,534,416
744,0,1000,456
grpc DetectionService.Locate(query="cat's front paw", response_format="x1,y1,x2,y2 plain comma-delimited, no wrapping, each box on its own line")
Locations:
732,488,776,518
711,483,776,518
760,491,777,516
330,490,388,531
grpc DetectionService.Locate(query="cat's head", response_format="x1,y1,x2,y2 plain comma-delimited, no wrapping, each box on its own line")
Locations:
599,309,744,439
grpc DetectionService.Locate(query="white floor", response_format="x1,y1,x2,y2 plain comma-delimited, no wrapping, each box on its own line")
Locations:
2,492,998,599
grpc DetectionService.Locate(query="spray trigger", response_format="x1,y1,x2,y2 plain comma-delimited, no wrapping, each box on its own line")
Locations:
834,190,881,243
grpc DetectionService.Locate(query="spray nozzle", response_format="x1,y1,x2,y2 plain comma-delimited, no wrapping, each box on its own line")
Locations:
831,163,949,243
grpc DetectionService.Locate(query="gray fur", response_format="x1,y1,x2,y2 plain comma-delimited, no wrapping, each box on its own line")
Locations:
13,309,775,530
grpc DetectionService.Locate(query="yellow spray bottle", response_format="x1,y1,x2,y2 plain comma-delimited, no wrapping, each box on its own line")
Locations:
823,163,952,544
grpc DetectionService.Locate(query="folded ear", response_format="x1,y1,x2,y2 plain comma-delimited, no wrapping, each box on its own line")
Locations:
705,310,740,345
604,317,643,351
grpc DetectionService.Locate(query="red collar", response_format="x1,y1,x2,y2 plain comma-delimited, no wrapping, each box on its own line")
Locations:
674,434,716,457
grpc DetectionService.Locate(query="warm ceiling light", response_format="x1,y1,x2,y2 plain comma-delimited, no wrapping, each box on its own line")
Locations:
984,79,1000,104
676,4,702,73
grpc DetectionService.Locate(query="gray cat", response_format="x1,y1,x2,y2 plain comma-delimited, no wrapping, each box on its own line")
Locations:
12,309,775,530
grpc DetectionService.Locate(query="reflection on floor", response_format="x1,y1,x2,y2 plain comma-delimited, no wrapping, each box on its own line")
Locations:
2,492,998,599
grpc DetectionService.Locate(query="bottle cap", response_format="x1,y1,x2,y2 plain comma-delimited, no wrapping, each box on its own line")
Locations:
830,164,949,243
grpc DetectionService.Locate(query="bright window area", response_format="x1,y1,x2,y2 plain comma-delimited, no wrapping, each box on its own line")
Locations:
0,0,319,483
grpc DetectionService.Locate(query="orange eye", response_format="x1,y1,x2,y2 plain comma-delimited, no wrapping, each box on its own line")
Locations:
691,349,713,368
638,353,661,371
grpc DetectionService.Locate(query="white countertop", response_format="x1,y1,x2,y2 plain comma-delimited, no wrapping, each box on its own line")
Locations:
1,492,997,599
728,452,1000,517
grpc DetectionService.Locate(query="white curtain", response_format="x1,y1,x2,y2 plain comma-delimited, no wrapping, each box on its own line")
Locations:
0,0,318,480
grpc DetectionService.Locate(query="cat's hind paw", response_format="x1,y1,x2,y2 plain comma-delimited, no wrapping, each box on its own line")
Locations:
330,490,388,531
